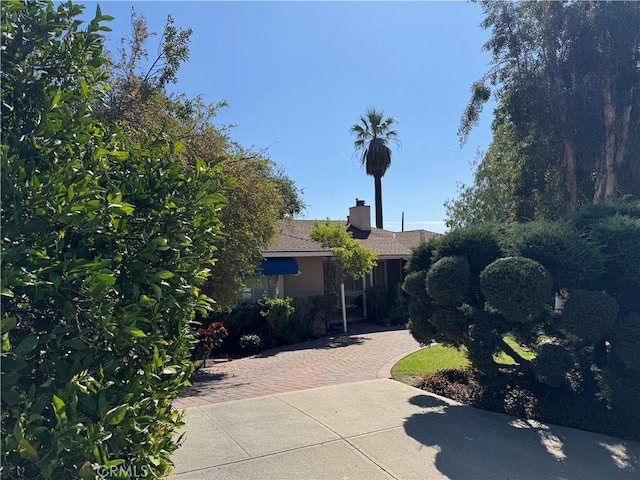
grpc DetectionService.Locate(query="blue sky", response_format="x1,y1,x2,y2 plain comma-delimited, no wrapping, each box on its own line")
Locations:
93,1,495,233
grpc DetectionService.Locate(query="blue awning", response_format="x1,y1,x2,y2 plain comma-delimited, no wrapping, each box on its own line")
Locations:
260,258,299,276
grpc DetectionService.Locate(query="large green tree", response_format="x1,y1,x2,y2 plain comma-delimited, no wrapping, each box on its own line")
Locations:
351,108,398,229
454,0,640,226
1,1,226,477
97,10,304,310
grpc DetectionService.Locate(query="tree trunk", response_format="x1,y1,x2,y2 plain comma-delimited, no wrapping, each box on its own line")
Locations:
594,45,635,203
497,336,532,369
541,3,578,214
564,139,578,214
596,78,618,203
374,175,383,229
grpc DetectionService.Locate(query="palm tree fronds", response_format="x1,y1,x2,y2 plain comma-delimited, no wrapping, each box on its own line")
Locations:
350,107,399,228
364,137,392,176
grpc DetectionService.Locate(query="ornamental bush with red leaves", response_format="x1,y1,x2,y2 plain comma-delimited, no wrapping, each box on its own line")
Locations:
195,322,228,368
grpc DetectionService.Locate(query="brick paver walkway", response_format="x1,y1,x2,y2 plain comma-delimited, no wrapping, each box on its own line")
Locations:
174,324,421,408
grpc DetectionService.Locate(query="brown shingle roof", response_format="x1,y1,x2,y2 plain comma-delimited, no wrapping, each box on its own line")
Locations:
264,220,440,258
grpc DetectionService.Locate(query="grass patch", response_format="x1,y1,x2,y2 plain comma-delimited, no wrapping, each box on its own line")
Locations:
392,337,537,384
391,344,469,384
494,336,537,365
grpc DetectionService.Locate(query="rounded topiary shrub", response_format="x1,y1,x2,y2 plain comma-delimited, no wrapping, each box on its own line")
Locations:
434,224,504,276
430,308,470,346
533,340,575,387
559,289,619,341
407,318,438,346
480,256,553,323
426,256,470,307
406,237,441,272
507,221,605,291
403,270,428,300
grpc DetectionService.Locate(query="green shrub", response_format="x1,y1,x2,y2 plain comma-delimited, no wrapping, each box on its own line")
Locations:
260,297,296,347
569,197,640,231
239,334,262,354
402,270,427,300
290,297,315,341
213,303,264,355
588,214,640,289
430,308,470,347
611,312,640,371
506,221,605,290
1,3,225,478
559,289,619,341
405,203,640,437
532,341,575,387
366,286,390,324
407,317,437,346
503,387,538,418
387,285,409,326
405,237,441,272
434,224,504,305
480,257,553,323
426,256,470,307
596,368,640,410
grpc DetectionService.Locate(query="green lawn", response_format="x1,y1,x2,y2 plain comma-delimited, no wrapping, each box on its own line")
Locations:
391,337,536,384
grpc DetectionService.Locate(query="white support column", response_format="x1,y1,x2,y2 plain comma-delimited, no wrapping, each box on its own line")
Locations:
362,275,367,318
340,282,347,333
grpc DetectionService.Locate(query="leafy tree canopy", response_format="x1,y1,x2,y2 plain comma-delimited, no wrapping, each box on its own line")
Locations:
96,9,305,310
310,221,378,281
451,0,640,227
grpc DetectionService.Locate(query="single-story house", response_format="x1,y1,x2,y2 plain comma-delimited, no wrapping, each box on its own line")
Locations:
240,200,439,311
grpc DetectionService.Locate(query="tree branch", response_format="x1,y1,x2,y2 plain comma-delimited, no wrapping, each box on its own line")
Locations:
497,335,532,368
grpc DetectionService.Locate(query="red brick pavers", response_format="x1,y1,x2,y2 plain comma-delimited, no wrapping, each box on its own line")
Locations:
173,324,421,408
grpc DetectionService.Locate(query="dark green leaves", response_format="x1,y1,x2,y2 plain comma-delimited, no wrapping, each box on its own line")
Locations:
1,1,225,478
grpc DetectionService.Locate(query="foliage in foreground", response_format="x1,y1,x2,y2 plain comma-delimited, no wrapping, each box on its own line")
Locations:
1,2,225,477
405,200,640,439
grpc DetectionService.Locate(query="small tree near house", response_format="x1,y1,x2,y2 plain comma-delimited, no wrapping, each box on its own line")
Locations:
310,221,377,332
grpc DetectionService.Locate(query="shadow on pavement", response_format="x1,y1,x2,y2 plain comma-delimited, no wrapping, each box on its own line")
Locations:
403,395,640,479
183,370,229,394
256,323,406,358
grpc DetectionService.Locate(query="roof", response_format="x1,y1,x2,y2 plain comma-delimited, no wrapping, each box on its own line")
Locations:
263,220,440,259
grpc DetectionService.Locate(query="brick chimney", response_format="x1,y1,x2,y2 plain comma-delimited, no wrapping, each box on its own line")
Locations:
349,199,371,232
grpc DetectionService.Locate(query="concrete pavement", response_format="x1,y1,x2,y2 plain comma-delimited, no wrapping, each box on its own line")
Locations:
169,379,640,479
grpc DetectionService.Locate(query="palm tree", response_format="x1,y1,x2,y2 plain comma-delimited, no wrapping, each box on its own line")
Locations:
351,108,398,229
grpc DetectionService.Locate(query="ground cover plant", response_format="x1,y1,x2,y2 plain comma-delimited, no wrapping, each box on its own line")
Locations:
404,199,640,440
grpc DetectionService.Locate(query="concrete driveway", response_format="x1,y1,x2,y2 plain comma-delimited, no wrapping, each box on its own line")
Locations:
168,379,639,479
168,325,639,478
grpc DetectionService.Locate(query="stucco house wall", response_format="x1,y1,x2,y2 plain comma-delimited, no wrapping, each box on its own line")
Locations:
282,256,325,298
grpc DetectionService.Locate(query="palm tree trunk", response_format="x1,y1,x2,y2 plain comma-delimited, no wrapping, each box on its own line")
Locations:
374,175,383,229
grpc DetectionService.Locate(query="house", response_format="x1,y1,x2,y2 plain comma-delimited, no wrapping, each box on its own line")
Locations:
240,200,440,312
